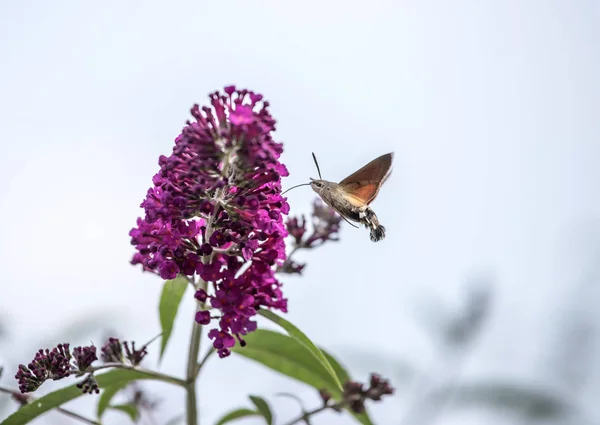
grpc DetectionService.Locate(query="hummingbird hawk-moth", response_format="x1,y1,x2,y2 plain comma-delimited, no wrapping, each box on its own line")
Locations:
283,152,393,242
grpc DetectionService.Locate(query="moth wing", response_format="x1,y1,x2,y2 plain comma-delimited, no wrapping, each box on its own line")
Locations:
339,152,394,186
339,152,393,205
340,181,381,206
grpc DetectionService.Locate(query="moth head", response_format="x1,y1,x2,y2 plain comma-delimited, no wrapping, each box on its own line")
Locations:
309,178,327,194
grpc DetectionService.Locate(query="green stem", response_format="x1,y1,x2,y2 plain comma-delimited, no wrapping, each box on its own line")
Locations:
185,300,204,425
282,405,331,425
0,385,101,425
184,147,231,425
195,348,215,379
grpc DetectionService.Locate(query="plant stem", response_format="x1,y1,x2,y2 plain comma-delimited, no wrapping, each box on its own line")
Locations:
185,300,204,425
0,385,101,425
184,149,231,425
282,405,330,425
196,348,215,379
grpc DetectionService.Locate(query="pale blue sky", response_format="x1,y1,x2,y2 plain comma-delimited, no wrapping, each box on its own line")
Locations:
0,1,599,424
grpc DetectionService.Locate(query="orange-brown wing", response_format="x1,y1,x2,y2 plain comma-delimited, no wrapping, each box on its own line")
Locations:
339,152,393,205
340,181,381,206
339,152,394,186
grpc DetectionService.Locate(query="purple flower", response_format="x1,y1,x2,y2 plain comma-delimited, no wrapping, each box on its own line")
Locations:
123,341,148,366
194,289,208,302
130,86,290,357
77,374,99,394
277,199,342,275
195,310,211,325
159,260,180,280
341,373,395,413
100,338,147,366
208,329,236,358
15,343,72,393
72,346,98,372
101,338,124,363
305,199,342,247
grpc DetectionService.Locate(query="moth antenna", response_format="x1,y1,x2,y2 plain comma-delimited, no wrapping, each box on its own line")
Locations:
311,152,323,180
282,183,311,195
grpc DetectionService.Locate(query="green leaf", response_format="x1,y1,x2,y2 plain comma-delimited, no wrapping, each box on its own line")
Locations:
1,369,167,425
258,310,342,391
109,403,140,422
323,351,350,384
158,275,188,360
233,329,374,425
97,382,129,418
249,395,273,425
232,330,342,397
215,408,259,425
320,352,373,425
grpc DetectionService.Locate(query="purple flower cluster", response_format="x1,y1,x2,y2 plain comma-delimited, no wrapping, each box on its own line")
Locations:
130,86,290,358
15,344,72,393
72,345,98,372
101,337,148,366
278,199,342,274
341,374,395,413
15,343,98,393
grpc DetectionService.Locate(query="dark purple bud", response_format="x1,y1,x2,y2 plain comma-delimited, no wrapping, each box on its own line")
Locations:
182,254,199,275
199,243,213,256
15,343,73,393
319,388,332,404
366,373,395,400
209,231,226,247
199,200,214,215
76,373,99,394
101,338,124,363
72,345,97,372
195,310,211,325
123,341,147,366
194,289,208,302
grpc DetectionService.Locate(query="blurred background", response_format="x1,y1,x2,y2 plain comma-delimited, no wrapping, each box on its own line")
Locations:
0,1,599,424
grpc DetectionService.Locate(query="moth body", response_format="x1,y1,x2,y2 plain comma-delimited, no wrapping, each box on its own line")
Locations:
310,179,386,242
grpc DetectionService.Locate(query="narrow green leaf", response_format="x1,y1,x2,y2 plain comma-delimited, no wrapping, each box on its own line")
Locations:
232,330,342,397
215,408,259,425
1,369,168,425
348,409,374,425
109,404,140,422
97,382,128,418
233,330,374,425
320,351,373,425
258,310,342,390
158,275,188,360
249,395,273,425
322,351,350,384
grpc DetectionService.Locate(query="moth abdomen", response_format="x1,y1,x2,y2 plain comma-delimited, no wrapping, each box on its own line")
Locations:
361,207,385,242
370,224,386,242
